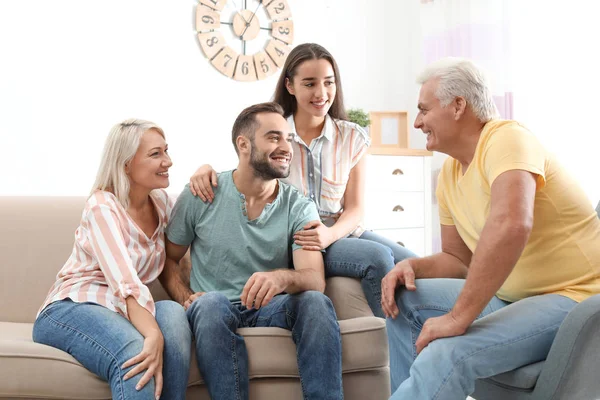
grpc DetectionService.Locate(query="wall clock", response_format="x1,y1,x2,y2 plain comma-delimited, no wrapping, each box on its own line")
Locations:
195,0,294,81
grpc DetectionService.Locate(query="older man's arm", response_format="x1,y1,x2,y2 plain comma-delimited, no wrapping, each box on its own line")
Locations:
381,224,471,318
415,169,537,353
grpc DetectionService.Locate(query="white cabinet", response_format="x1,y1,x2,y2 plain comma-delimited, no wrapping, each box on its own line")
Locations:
364,154,432,257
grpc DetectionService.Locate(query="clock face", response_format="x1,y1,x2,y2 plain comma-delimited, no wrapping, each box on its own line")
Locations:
196,0,294,82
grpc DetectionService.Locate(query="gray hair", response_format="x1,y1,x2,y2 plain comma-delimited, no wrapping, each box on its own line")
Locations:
417,57,499,122
91,119,165,209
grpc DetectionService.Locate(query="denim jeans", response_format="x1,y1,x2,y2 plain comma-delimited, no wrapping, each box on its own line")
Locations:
187,291,342,400
386,279,577,400
33,299,192,400
324,230,417,317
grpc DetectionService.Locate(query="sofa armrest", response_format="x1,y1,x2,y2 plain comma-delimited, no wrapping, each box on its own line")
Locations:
325,277,374,320
531,294,600,400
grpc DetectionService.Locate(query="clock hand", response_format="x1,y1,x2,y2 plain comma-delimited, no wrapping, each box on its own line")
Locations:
229,0,250,24
240,1,262,38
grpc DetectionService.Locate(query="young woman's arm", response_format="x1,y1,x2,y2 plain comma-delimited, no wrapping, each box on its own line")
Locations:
328,156,366,240
294,157,366,250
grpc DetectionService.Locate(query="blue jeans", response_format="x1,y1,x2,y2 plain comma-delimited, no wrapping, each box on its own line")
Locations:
187,291,342,400
325,230,417,317
387,279,577,399
33,299,192,400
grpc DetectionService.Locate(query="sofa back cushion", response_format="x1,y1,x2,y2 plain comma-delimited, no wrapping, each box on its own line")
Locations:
0,196,173,323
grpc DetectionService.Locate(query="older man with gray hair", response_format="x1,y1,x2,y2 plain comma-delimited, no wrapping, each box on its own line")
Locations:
381,57,600,399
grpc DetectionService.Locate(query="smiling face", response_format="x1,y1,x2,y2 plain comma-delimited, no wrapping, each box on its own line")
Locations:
285,58,337,119
414,78,460,153
246,112,293,180
126,129,172,190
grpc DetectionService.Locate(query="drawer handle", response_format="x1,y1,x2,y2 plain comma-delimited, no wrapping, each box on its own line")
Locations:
392,168,404,175
392,205,404,212
396,241,405,247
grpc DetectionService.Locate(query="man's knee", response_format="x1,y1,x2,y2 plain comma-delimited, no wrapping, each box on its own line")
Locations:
393,279,459,319
295,290,333,309
157,300,187,324
187,292,232,329
293,291,338,325
393,283,423,318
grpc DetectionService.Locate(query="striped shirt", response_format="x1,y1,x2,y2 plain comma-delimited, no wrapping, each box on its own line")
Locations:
38,189,173,319
283,114,370,236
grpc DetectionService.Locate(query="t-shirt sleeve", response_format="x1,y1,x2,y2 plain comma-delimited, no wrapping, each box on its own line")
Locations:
349,124,371,169
436,162,455,226
166,185,205,246
483,124,547,190
289,193,321,251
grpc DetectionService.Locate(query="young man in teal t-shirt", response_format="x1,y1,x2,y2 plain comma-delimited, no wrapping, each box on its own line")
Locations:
161,102,343,400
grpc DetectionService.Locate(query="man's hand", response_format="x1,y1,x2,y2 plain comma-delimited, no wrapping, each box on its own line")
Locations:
241,270,287,309
381,259,417,318
293,220,335,251
415,313,469,354
183,291,205,310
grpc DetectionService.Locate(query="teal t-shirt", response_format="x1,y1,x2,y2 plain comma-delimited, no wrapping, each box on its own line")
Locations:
166,170,320,302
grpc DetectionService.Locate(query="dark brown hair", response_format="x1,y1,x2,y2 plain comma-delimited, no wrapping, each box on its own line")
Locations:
231,102,285,154
273,43,347,120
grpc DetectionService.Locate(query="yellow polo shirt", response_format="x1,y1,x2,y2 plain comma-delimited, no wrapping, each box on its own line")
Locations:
437,119,600,303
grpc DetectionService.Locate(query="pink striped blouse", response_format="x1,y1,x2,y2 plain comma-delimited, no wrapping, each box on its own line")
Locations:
38,189,173,319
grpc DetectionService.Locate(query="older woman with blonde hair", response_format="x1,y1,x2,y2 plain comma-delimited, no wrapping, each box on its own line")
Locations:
33,119,191,400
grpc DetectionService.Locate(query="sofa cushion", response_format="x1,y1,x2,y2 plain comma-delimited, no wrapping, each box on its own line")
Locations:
0,317,387,398
486,361,544,390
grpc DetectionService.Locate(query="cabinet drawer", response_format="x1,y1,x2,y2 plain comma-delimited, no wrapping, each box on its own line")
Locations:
371,228,426,257
364,192,425,229
366,155,424,192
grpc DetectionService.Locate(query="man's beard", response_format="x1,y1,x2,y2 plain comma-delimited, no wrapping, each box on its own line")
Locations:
250,141,290,180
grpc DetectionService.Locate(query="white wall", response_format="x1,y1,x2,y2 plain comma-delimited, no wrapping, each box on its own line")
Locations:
383,0,427,150
509,0,600,205
0,0,421,196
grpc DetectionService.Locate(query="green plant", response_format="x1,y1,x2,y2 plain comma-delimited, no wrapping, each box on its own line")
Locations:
346,108,370,128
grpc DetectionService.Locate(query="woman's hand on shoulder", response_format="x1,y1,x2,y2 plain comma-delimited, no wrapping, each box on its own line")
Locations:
293,220,335,251
190,164,217,202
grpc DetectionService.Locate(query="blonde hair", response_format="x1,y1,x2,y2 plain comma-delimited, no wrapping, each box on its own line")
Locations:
91,119,165,209
417,57,499,122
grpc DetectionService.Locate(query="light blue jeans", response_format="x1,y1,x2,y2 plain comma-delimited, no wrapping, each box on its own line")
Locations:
387,279,577,400
325,230,417,317
33,298,192,400
187,291,343,400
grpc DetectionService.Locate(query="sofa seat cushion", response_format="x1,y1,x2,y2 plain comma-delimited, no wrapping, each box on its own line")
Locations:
0,322,112,399
485,361,544,390
1,317,387,398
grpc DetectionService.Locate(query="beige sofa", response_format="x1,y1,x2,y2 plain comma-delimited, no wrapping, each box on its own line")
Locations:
0,197,390,400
